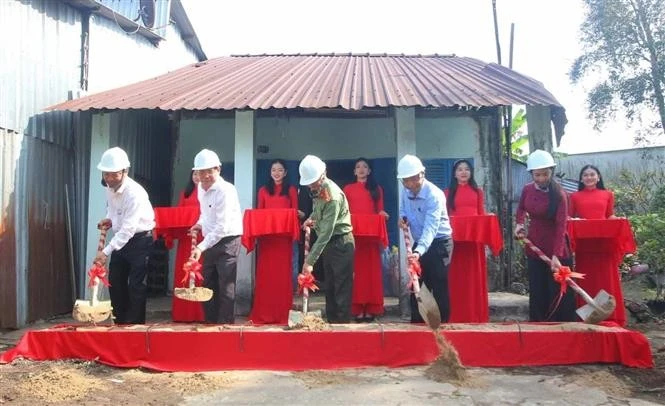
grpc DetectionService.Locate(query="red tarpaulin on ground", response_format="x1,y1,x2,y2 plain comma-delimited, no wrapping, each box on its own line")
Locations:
448,215,503,323
0,323,653,371
568,219,637,326
242,209,300,325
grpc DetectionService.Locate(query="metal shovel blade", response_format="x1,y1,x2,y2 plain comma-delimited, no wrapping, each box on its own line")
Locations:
576,289,616,324
417,283,441,330
288,309,323,327
174,287,213,302
72,299,113,323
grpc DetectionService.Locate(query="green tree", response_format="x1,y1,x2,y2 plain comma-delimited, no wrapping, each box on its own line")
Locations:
570,0,665,135
503,107,529,162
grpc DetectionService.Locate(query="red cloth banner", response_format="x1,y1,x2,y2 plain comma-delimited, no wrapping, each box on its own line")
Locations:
448,215,504,323
567,219,637,326
242,209,300,325
0,323,653,371
351,214,389,316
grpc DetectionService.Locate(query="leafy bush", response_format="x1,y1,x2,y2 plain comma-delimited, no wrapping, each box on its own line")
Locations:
610,169,665,216
630,214,665,274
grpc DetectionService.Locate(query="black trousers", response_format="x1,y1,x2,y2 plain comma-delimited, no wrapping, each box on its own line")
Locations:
322,232,355,323
109,231,153,324
411,237,454,324
527,257,576,321
202,235,241,324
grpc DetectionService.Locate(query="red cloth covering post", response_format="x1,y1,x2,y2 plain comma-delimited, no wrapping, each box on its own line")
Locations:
153,206,204,322
350,214,389,316
448,214,503,323
567,218,637,326
242,209,300,325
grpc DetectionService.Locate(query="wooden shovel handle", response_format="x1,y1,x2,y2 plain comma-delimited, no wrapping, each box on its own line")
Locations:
190,229,198,254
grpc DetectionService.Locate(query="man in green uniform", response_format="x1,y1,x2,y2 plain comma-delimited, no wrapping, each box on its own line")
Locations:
299,155,355,323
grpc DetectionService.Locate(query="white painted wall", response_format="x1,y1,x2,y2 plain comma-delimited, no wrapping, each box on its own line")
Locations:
87,17,199,93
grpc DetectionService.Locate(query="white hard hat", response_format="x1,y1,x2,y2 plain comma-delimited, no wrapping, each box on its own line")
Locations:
526,149,556,171
397,154,425,179
97,147,130,172
299,155,326,185
193,149,222,170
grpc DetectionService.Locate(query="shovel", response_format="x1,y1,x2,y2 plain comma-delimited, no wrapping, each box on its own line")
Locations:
288,224,322,327
73,226,113,323
400,219,441,330
521,237,616,324
174,230,213,302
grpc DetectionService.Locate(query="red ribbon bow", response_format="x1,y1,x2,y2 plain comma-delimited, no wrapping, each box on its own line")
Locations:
88,263,111,287
181,259,203,285
406,258,422,290
553,266,585,295
297,272,319,295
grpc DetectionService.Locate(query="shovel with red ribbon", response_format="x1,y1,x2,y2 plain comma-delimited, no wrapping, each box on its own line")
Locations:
174,229,213,302
73,225,113,323
519,236,616,324
399,217,441,331
288,224,322,327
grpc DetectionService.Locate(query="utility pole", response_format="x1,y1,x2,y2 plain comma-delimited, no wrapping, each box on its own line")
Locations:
492,0,515,290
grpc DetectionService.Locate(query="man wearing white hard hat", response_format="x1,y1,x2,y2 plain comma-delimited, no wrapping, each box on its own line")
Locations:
189,149,243,324
515,149,575,322
95,147,155,324
397,154,454,323
299,155,355,323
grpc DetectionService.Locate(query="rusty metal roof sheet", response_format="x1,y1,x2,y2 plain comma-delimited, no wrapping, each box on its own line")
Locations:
47,53,564,112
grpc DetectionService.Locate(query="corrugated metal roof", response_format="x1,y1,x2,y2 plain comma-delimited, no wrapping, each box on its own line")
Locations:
47,54,565,112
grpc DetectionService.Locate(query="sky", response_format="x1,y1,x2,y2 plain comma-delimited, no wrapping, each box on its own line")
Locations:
180,0,658,154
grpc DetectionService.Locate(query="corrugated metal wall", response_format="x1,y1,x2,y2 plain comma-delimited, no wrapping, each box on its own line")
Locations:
111,110,172,207
0,0,83,327
97,0,171,37
0,129,21,327
0,0,81,134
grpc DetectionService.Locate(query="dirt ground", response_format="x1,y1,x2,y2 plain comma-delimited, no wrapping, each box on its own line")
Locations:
1,276,664,405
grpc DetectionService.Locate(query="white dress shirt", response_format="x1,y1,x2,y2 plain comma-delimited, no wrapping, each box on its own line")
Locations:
196,176,243,251
102,176,155,256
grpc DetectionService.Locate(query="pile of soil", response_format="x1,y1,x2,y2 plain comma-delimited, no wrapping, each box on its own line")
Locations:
424,332,467,383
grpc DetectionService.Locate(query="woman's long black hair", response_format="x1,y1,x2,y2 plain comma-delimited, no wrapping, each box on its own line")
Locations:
184,170,197,198
447,159,480,212
266,159,291,196
532,167,563,219
577,164,606,191
355,157,381,212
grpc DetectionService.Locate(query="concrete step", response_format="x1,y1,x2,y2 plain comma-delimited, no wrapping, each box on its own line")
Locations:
290,292,530,322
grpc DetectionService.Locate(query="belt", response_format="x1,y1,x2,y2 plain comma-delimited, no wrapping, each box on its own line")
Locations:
133,230,152,239
433,236,451,243
330,232,351,242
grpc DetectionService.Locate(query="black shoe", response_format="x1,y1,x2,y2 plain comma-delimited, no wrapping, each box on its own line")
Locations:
363,316,376,322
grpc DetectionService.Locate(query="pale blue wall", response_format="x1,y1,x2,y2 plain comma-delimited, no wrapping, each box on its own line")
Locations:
172,114,484,203
415,117,479,159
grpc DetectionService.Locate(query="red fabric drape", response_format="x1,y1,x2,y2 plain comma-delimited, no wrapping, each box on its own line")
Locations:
567,219,637,326
242,209,300,325
448,215,503,323
153,206,204,322
0,323,653,370
350,214,389,316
